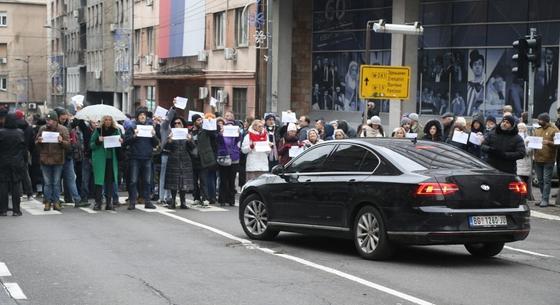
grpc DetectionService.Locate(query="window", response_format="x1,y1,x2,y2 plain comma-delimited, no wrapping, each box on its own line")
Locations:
235,8,248,47
322,144,379,172
0,76,7,91
286,145,334,173
232,88,247,119
147,27,154,54
214,11,225,48
0,12,6,27
146,86,156,111
134,29,141,58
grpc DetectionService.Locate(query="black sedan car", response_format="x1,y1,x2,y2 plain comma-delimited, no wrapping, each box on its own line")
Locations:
238,138,530,260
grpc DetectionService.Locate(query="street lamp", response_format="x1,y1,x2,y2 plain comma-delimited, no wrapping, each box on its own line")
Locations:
14,56,30,108
44,24,67,110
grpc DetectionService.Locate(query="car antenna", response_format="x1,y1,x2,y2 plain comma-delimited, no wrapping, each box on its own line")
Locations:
411,137,417,145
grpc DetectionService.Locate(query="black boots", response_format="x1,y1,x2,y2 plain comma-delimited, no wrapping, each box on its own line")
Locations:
93,202,102,211
127,202,135,210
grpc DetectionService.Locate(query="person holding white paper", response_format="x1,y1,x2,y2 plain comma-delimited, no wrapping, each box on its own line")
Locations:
241,119,270,181
466,116,486,158
124,107,160,210
90,115,122,210
164,117,194,209
532,113,559,207
277,123,301,166
445,117,468,151
216,111,241,206
480,115,525,175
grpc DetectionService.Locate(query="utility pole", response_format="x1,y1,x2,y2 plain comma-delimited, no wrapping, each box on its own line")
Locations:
265,0,273,113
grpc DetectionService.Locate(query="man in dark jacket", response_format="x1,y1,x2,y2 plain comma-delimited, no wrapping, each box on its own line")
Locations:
15,110,35,199
0,113,27,216
481,115,525,174
124,107,159,210
440,112,455,140
189,114,210,207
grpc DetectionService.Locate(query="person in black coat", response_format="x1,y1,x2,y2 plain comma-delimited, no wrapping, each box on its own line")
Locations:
422,119,443,142
466,115,486,158
481,115,525,174
164,117,194,209
0,113,27,216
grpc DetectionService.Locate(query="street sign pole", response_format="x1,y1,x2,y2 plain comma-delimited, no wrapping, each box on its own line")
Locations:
527,28,536,201
363,21,374,126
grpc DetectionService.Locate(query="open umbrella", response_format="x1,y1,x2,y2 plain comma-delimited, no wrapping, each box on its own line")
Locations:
75,104,127,121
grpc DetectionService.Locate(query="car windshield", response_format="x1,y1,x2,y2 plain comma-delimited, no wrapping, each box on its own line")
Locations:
380,141,491,170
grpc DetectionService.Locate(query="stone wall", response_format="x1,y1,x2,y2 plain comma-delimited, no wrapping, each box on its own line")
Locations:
290,0,312,116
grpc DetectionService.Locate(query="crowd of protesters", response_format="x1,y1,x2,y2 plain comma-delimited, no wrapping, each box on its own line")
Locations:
0,101,558,216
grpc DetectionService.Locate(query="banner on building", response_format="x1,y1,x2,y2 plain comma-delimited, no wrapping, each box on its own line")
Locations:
158,0,205,58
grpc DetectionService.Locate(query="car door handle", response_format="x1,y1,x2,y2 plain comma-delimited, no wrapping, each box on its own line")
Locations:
348,179,356,182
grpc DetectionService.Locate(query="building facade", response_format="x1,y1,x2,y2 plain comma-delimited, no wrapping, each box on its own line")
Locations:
0,0,47,112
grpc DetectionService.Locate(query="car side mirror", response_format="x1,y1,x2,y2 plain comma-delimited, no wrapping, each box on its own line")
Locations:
271,164,285,176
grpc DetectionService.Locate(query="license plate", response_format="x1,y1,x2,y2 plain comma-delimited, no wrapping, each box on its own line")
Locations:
469,215,507,227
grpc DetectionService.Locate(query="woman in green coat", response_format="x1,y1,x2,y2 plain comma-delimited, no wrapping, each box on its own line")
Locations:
90,115,121,210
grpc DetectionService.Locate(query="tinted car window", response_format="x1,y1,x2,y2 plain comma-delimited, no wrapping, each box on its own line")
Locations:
286,144,334,173
323,144,369,172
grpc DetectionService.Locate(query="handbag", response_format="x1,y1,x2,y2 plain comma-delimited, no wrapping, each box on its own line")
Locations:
216,136,232,166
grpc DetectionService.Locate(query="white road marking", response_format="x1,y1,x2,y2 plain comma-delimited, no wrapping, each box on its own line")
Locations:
3,283,27,300
135,205,176,213
187,205,228,212
504,246,554,258
20,200,62,215
150,210,435,305
80,207,98,214
531,210,560,221
0,262,11,277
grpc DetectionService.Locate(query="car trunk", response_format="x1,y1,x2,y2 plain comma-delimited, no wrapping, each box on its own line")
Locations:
427,169,524,209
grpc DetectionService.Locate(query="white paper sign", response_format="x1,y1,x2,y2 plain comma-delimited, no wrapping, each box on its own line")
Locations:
175,97,188,109
527,136,543,149
210,97,218,108
154,106,168,119
137,125,154,138
289,146,304,157
171,128,188,140
281,111,297,123
202,119,217,130
188,111,204,121
103,135,121,148
223,125,239,137
451,131,469,144
42,131,60,143
405,132,418,139
554,132,560,145
254,141,271,152
468,133,482,146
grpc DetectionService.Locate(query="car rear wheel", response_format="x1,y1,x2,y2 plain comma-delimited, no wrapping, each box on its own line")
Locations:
464,242,505,258
353,206,394,260
240,194,279,240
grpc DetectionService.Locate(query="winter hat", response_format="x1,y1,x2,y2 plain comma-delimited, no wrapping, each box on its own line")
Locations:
408,113,419,122
502,115,516,127
486,115,497,124
307,128,319,138
15,109,25,120
441,112,455,119
370,116,381,125
287,122,297,132
264,113,276,122
54,107,67,117
537,112,550,123
46,110,58,121
400,117,412,126
191,114,202,122
454,116,467,127
135,106,149,119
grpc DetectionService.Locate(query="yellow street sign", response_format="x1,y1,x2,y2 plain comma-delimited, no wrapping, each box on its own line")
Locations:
359,65,411,100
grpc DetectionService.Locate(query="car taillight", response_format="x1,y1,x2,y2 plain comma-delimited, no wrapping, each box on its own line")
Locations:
416,183,459,196
509,182,528,196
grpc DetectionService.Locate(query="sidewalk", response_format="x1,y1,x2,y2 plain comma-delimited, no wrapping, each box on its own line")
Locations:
528,185,560,219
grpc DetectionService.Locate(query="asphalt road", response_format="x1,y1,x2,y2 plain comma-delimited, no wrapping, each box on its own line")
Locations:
1,196,559,305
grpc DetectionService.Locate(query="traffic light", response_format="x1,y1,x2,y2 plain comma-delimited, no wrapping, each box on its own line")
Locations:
525,34,542,69
512,38,528,81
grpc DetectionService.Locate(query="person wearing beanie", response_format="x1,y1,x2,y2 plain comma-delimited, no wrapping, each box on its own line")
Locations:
466,115,486,158
277,122,301,166
35,110,71,211
302,128,323,148
533,112,559,207
188,110,211,207
400,117,412,133
334,129,348,140
408,112,424,138
55,107,83,206
124,106,160,210
0,113,27,216
485,115,497,131
440,112,455,140
446,116,469,151
481,114,525,176
264,113,280,170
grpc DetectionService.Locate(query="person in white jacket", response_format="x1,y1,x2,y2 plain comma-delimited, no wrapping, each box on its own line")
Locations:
241,120,271,181
516,123,533,200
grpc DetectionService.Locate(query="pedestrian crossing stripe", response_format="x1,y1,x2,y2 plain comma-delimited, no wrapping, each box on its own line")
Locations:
20,199,62,215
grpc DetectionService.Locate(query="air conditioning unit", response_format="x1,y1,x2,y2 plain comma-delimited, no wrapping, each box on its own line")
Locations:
218,89,228,104
94,70,101,79
146,0,153,6
145,54,153,66
158,58,167,66
197,50,207,62
109,23,117,32
72,9,79,18
224,48,237,61
28,103,37,110
0,57,6,64
199,87,208,99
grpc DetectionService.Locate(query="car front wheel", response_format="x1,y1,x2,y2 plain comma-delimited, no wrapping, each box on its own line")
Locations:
353,206,394,260
240,194,279,240
464,242,505,258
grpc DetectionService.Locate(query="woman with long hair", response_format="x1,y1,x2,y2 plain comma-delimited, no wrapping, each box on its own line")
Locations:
90,115,122,210
164,117,194,209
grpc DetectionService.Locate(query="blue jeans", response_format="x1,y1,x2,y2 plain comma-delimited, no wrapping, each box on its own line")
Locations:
81,158,92,200
159,154,171,201
206,169,217,203
535,162,554,204
128,159,152,204
41,165,64,204
63,158,81,203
